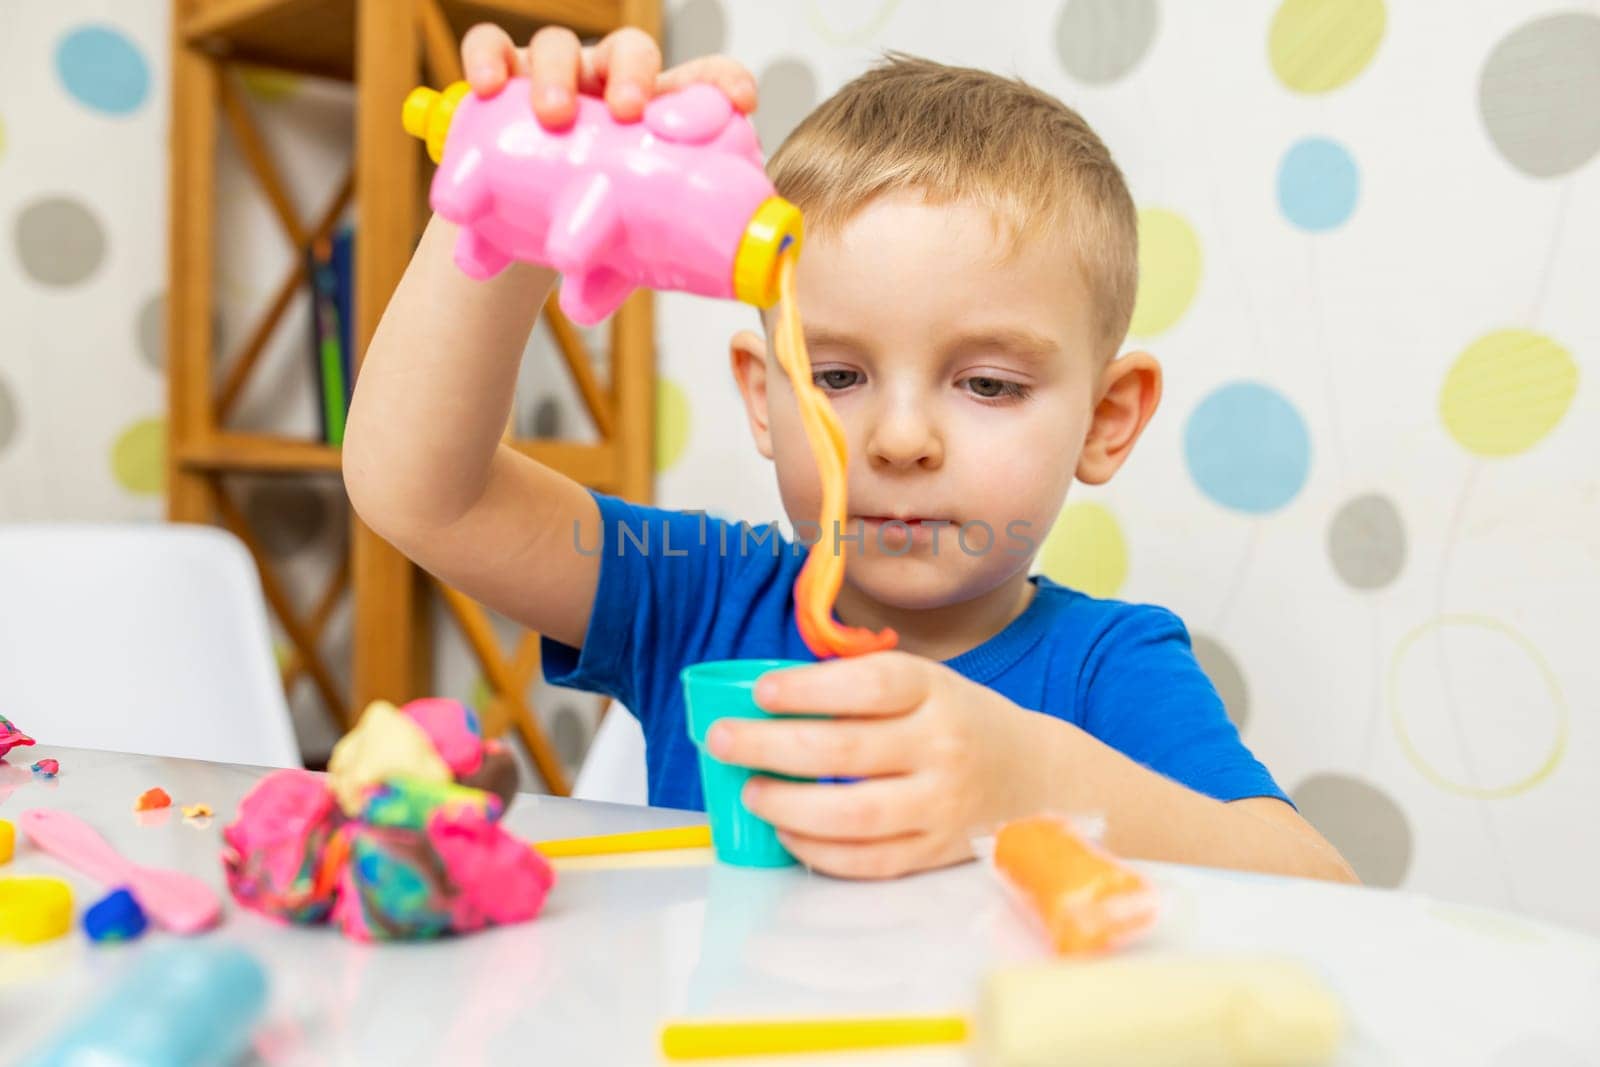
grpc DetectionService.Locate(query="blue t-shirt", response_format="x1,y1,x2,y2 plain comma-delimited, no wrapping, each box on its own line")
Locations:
544,491,1287,811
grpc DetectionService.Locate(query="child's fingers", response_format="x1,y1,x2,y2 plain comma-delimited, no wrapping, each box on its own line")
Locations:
777,829,938,881
745,777,928,841
591,27,661,121
707,716,918,778
460,23,523,96
753,651,929,716
656,55,759,113
526,24,583,127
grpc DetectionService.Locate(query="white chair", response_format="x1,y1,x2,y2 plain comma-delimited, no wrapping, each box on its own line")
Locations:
571,700,648,805
0,523,301,768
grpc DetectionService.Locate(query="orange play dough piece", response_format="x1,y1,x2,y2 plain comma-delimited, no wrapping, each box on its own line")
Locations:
993,814,1158,955
773,251,897,659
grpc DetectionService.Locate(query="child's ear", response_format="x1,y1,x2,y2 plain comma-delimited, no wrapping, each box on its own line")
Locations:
729,328,775,459
1077,350,1162,485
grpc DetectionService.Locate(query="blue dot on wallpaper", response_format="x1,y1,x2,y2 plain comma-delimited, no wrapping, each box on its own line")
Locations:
1277,137,1359,232
56,26,150,116
1185,382,1311,514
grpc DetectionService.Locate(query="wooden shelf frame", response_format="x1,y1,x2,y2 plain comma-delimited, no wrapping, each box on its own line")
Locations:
165,0,660,793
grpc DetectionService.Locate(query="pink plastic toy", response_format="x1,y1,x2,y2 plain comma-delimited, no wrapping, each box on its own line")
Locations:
19,809,222,934
402,78,802,325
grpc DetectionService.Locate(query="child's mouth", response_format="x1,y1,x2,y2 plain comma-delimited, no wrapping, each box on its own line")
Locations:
854,516,950,548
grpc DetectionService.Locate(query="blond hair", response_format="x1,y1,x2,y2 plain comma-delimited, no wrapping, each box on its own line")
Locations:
767,54,1138,358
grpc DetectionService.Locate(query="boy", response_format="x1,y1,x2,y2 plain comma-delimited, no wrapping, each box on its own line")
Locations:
345,25,1356,883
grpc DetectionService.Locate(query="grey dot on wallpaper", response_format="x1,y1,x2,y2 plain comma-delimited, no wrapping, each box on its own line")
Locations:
1292,773,1412,888
1191,633,1249,732
1479,13,1600,179
15,197,106,286
756,58,820,152
552,703,589,767
666,0,727,67
0,375,18,454
1055,0,1159,85
137,292,165,370
1328,493,1406,591
532,396,563,439
243,481,329,558
139,294,224,371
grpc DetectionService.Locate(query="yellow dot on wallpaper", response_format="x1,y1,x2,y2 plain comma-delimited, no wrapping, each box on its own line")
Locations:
239,66,301,102
111,417,165,495
1440,329,1578,457
1040,501,1128,598
1269,0,1386,94
656,378,691,472
1129,208,1202,338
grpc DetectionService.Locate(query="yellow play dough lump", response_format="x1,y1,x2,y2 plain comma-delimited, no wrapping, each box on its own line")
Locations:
0,876,73,944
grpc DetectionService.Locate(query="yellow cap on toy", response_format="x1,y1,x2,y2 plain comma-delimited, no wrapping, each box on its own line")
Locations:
0,818,13,864
0,876,73,944
402,81,471,164
733,197,804,308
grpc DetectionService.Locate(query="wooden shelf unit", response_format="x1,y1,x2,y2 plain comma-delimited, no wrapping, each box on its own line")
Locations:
165,0,659,794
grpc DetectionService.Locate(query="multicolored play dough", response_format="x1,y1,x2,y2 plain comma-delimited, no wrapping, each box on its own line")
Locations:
0,713,34,759
325,700,454,817
222,699,552,942
223,768,348,924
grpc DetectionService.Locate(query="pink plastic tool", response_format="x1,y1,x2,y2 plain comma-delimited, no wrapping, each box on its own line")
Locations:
401,78,803,325
19,809,222,934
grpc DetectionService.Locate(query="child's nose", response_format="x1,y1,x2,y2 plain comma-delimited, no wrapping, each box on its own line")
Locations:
865,403,944,471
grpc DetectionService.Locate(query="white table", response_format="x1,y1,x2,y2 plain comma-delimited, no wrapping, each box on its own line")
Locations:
3,746,1598,1066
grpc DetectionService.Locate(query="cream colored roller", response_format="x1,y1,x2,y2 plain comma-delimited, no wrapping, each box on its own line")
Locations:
976,958,1344,1067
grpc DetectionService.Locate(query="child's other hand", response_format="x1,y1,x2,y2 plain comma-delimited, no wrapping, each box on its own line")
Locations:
706,652,1052,879
459,23,757,130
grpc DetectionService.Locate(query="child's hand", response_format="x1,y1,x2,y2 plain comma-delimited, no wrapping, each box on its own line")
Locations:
459,23,758,129
705,652,1054,879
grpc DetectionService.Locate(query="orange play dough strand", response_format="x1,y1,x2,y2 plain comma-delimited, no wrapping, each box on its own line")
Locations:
773,251,897,658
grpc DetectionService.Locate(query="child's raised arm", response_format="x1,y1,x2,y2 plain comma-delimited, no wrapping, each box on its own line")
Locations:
343,24,755,649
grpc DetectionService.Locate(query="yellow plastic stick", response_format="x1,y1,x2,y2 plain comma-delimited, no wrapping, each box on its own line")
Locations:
660,1016,969,1060
531,824,712,858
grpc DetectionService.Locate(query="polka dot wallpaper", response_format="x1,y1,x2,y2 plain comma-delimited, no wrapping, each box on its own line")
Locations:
651,0,1597,933
1,2,1594,931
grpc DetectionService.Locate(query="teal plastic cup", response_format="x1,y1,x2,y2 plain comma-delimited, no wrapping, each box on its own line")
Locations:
682,658,808,867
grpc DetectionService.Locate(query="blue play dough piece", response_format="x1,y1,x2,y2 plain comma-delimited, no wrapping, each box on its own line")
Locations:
84,887,148,942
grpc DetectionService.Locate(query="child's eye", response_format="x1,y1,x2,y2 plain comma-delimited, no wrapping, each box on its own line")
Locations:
813,369,862,391
962,376,1030,402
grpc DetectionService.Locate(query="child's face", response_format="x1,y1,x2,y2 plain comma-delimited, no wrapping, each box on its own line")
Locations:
734,191,1126,613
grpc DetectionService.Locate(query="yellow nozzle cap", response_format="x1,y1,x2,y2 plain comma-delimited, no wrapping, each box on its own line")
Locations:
402,87,438,140
733,197,804,308
402,82,471,164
